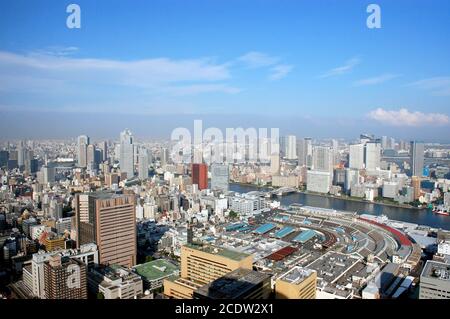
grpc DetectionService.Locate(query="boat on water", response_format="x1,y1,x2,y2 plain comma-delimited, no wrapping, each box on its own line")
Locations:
432,206,450,216
434,210,450,216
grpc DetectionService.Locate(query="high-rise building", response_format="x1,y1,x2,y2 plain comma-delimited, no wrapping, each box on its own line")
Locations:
306,170,332,194
120,129,134,179
44,255,87,299
77,135,90,168
312,146,333,174
161,147,170,166
74,193,137,268
211,163,229,192
138,148,149,180
419,260,450,299
348,144,364,169
275,266,317,299
17,140,25,169
191,163,208,190
0,150,8,168
164,244,253,299
86,144,96,168
270,153,280,175
411,176,421,200
410,141,425,177
364,142,381,170
285,135,297,160
99,141,108,162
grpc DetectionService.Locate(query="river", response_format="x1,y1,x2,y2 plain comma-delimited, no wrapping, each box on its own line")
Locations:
229,183,450,230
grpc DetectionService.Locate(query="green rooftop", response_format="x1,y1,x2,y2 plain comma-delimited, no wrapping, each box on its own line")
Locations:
185,243,251,262
133,259,179,281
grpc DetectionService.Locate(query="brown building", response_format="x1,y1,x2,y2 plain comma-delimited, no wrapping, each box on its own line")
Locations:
44,255,87,299
191,163,208,190
44,236,65,252
411,176,421,200
74,192,137,268
164,244,253,299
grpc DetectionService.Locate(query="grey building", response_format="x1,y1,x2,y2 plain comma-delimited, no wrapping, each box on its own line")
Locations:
419,260,450,299
211,163,229,192
410,141,425,177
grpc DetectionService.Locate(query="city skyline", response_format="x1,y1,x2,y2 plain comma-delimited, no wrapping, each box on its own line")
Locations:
1,0,450,140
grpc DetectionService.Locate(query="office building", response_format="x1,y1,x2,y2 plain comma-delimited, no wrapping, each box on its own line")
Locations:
275,266,317,299
193,268,272,299
74,193,137,268
138,148,149,180
410,141,425,177
88,265,143,299
164,244,253,299
120,129,134,178
77,135,90,168
412,176,421,200
44,255,87,299
364,142,381,170
211,163,229,192
191,163,208,190
419,260,450,299
307,170,332,194
29,243,98,298
284,135,297,160
349,144,365,170
312,146,333,173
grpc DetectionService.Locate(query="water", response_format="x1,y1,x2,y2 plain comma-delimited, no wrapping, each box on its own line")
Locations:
230,184,450,230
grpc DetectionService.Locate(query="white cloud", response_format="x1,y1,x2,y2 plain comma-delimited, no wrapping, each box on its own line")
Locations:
367,108,449,126
268,64,294,81
237,51,279,68
319,57,360,78
408,77,450,96
0,50,233,94
353,73,400,86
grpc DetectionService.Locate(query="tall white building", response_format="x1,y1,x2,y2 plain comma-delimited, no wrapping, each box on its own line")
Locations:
312,146,333,173
349,144,365,170
285,135,297,160
365,142,381,170
138,148,149,180
77,135,90,168
120,129,134,178
306,170,331,194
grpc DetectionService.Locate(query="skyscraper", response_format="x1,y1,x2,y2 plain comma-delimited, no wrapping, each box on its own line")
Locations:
120,129,134,178
138,148,149,180
77,135,90,168
312,146,333,173
211,163,229,192
86,144,96,168
285,135,297,160
364,142,381,170
270,153,280,175
349,144,364,170
410,141,425,177
99,141,108,162
191,163,208,190
74,193,137,268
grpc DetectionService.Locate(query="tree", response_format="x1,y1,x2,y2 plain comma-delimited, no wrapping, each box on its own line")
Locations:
145,255,154,263
97,292,104,299
229,210,239,220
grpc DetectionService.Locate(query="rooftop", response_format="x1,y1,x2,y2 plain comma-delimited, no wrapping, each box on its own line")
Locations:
421,260,450,281
133,259,179,281
278,266,315,284
194,268,271,299
184,243,251,262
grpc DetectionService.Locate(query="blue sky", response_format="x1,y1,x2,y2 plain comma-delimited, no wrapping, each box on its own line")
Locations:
0,0,450,140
